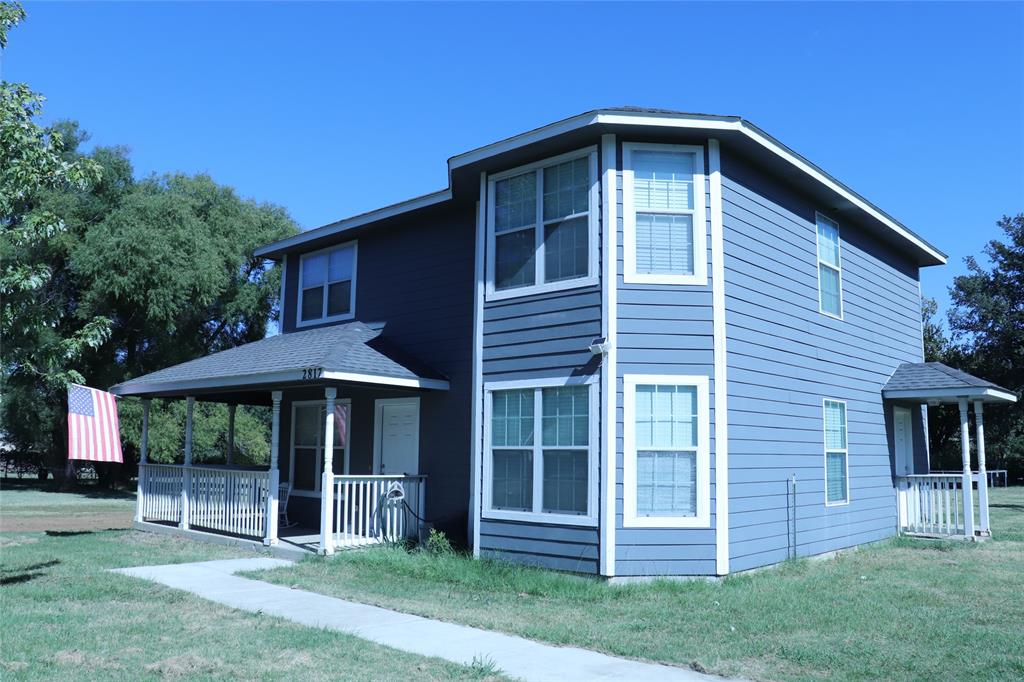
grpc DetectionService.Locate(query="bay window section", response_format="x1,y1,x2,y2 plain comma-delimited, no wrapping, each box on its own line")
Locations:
299,242,356,325
487,149,597,298
485,381,597,524
624,144,707,285
623,375,710,528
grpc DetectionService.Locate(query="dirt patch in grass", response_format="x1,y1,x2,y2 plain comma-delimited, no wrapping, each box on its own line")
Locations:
0,511,133,533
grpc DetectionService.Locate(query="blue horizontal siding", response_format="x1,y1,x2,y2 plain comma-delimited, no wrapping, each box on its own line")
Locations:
721,149,923,573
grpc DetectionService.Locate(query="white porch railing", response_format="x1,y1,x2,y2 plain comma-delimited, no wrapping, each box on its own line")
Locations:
138,463,183,523
187,466,270,538
897,474,966,537
138,463,270,540
332,475,426,549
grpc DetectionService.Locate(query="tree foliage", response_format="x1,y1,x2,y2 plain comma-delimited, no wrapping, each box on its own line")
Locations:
926,215,1024,479
1,3,298,479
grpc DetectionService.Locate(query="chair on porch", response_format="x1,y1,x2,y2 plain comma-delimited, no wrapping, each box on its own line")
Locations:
278,483,296,529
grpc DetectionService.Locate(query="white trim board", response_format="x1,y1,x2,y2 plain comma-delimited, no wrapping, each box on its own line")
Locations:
111,370,449,397
882,387,1018,403
708,139,730,575
599,133,617,577
471,174,486,557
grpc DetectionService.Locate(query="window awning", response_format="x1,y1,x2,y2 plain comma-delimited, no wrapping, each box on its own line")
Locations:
109,321,449,399
882,362,1018,404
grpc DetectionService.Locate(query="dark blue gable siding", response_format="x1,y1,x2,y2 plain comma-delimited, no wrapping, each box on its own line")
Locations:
278,203,476,541
477,144,605,574
614,138,718,577
720,150,924,572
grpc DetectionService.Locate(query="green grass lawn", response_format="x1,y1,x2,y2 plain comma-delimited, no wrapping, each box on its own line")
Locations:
251,487,1024,681
0,484,501,681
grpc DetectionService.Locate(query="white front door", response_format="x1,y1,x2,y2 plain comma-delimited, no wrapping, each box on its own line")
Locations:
893,406,914,476
374,398,420,475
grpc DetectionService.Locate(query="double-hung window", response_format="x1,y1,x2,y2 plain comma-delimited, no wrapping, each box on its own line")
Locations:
299,242,357,325
823,399,848,505
487,149,598,299
623,143,707,285
485,380,597,525
816,214,843,318
289,400,351,495
623,375,710,527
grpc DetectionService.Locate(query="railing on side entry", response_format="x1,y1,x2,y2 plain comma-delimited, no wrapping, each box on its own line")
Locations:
332,475,426,549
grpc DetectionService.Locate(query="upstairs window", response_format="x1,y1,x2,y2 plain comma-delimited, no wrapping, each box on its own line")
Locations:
299,242,356,325
823,399,849,505
623,143,707,285
487,149,598,299
816,214,843,318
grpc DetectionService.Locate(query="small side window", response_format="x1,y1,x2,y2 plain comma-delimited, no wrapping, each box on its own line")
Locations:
823,399,848,505
816,214,843,318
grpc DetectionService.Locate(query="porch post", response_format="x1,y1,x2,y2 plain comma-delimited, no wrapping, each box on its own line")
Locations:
226,404,236,466
135,398,151,523
180,396,194,530
974,400,990,536
265,391,282,546
320,387,337,555
958,398,975,539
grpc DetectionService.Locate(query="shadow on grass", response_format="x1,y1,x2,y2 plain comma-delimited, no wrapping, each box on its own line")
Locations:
990,503,1024,512
44,530,94,537
1,559,61,573
0,558,60,585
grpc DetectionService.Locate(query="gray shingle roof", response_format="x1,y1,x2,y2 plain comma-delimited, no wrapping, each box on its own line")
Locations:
110,321,445,395
883,362,1016,401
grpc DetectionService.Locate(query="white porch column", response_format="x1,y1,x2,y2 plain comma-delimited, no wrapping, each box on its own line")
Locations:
958,398,975,539
265,391,282,546
181,396,194,530
226,404,236,466
974,400,990,535
320,387,337,555
135,398,151,523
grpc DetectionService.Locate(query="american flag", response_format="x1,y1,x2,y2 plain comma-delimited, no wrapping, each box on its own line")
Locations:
68,384,123,463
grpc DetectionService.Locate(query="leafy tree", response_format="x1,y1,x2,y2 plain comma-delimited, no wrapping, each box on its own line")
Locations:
1,3,298,481
945,214,1024,480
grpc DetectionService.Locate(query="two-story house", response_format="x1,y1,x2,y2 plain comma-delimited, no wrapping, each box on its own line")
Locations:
114,108,1016,578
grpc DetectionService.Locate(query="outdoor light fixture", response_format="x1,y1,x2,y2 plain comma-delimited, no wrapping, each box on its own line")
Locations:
589,337,611,355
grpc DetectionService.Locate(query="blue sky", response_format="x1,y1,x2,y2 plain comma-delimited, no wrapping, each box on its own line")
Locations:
6,2,1022,320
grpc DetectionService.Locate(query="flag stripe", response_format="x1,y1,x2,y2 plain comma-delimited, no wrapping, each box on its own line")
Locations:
68,384,123,463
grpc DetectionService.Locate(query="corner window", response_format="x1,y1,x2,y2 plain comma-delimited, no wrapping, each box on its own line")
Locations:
486,149,598,300
289,400,350,495
823,399,848,505
623,375,710,528
816,214,843,318
485,380,597,525
299,242,356,325
623,143,707,285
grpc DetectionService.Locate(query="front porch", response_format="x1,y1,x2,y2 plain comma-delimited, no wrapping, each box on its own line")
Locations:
113,321,444,555
884,362,1018,541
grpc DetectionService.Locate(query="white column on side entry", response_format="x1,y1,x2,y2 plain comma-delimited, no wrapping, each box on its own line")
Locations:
320,387,337,555
974,400,990,536
958,398,975,539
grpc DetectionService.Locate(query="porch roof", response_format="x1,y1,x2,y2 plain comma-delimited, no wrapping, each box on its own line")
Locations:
109,321,449,399
882,362,1018,404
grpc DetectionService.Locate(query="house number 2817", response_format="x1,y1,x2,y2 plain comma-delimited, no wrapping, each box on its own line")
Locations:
301,367,324,380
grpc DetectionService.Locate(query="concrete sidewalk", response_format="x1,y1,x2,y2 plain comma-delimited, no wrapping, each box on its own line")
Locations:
113,557,726,682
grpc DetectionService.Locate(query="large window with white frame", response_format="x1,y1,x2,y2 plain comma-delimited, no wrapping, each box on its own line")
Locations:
484,379,598,525
816,214,843,318
289,400,350,496
623,143,707,285
486,148,599,299
298,242,357,326
823,399,849,505
623,374,710,528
